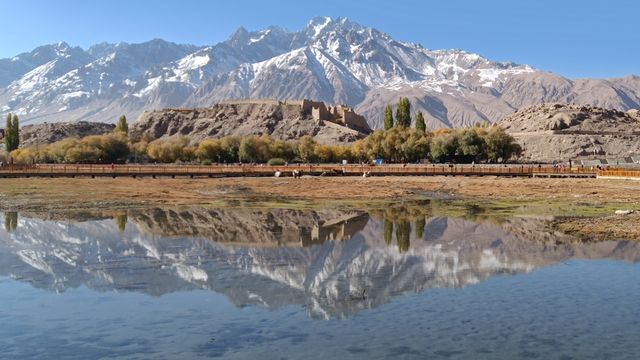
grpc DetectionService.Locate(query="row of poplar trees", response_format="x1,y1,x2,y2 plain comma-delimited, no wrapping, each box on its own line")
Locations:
4,114,19,152
383,97,426,132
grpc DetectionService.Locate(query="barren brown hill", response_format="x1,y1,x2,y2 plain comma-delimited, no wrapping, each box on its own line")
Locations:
131,100,371,145
500,103,640,163
20,121,115,147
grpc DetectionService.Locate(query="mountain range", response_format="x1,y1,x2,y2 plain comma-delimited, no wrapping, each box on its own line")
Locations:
1,16,639,129
3,209,639,319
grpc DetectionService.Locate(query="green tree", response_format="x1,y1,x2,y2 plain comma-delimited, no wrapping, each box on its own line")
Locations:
4,113,20,152
382,127,403,162
484,126,522,163
360,130,386,161
196,139,223,162
297,135,316,163
219,136,241,163
239,136,272,163
457,128,486,163
415,111,426,133
383,105,394,130
115,115,128,135
430,133,458,163
395,97,411,128
270,140,297,162
4,113,12,152
98,133,130,163
402,128,430,162
10,114,19,152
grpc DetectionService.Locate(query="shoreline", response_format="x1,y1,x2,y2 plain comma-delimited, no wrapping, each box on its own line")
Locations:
1,175,639,208
1,176,639,241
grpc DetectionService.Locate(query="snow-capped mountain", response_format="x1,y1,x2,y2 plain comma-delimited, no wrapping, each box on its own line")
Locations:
1,16,639,128
2,209,639,319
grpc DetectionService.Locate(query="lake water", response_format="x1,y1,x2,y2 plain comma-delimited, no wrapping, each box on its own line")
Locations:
1,205,639,359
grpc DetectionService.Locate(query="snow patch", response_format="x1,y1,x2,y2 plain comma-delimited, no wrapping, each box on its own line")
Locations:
178,53,210,70
174,264,209,282
477,66,534,87
133,76,162,97
61,91,89,101
310,17,331,37
249,29,271,43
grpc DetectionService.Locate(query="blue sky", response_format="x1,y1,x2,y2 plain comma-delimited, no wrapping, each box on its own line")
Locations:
0,0,637,78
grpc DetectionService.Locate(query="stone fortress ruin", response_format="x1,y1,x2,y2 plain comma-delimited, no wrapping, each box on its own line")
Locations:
223,99,371,134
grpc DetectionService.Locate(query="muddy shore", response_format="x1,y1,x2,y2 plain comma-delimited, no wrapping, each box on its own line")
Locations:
1,176,639,240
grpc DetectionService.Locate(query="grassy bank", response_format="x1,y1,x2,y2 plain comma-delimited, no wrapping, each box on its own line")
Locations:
1,176,639,241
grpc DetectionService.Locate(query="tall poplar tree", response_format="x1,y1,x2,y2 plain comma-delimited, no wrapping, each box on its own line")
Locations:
395,97,411,127
4,113,19,152
11,114,19,151
383,105,394,130
4,114,12,151
115,115,128,135
415,111,426,133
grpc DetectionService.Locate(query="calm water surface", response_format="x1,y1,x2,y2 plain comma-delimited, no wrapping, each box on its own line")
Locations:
0,206,639,359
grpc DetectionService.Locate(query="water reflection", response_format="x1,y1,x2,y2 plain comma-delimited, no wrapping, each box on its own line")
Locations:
1,206,639,319
4,211,17,232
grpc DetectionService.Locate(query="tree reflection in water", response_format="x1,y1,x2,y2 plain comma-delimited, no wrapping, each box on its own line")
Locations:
4,212,17,232
1,204,640,320
114,213,127,232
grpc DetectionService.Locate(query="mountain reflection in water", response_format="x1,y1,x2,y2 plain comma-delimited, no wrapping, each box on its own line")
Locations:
1,207,639,319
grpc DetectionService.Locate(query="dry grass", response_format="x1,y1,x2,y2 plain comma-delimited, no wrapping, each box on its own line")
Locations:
1,175,639,211
2,175,640,241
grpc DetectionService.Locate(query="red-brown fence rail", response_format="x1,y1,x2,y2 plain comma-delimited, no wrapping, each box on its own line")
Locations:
597,169,640,179
0,164,602,178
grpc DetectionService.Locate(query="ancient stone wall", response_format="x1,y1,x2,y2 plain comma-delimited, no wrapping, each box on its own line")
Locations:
343,111,370,133
198,99,371,134
311,103,331,121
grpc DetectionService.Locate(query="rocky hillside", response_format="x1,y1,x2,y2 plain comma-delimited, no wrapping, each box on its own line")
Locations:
131,101,370,144
500,103,640,162
1,17,638,130
20,121,115,147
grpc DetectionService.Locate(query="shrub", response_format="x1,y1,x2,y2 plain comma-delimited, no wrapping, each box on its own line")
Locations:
267,157,286,166
147,137,193,163
10,133,130,164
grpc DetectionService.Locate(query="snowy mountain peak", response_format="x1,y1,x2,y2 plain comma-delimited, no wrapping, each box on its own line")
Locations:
0,17,638,130
54,41,71,51
228,26,250,45
307,16,332,36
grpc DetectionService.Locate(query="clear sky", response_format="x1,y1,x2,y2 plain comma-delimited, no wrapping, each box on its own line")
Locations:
0,0,637,79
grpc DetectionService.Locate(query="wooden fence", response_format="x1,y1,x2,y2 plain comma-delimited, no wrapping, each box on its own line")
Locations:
0,163,603,178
